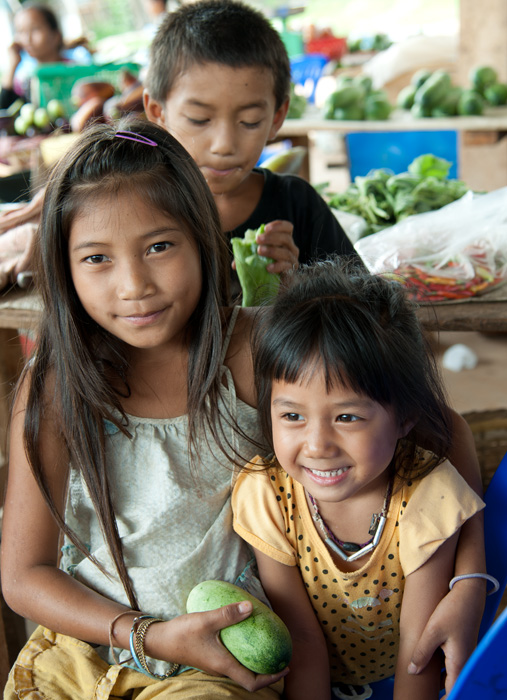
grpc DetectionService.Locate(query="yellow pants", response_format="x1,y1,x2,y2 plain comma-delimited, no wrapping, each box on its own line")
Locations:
4,626,284,699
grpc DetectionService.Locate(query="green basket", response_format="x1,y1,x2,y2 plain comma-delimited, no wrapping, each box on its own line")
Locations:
31,62,140,116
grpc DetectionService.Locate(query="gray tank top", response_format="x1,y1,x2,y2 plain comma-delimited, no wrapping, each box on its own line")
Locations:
60,307,266,673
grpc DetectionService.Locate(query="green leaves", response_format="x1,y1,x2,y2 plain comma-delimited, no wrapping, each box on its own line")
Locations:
231,225,281,307
327,154,468,238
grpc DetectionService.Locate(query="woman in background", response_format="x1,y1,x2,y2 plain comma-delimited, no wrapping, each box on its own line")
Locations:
1,2,91,110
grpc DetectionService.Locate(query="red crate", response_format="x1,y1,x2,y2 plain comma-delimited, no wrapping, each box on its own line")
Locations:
305,36,347,62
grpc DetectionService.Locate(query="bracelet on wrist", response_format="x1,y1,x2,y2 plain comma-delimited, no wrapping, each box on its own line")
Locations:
129,615,180,680
449,573,500,596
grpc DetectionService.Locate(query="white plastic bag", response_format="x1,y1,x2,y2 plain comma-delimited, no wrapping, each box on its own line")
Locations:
355,188,507,301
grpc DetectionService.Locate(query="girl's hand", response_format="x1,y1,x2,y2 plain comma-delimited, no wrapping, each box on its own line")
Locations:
147,601,289,692
255,220,299,275
407,578,486,698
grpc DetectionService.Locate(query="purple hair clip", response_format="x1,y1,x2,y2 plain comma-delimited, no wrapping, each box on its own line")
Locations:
115,131,158,147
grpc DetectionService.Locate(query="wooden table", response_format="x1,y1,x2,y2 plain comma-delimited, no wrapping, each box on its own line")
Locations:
0,284,505,339
279,107,507,191
280,107,507,138
416,295,507,332
0,287,505,460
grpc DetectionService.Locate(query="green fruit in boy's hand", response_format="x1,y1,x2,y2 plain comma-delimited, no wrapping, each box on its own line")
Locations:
231,224,281,307
186,580,292,674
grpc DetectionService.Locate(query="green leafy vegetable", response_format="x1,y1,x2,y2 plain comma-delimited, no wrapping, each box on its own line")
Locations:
407,154,451,179
231,224,281,306
326,154,469,238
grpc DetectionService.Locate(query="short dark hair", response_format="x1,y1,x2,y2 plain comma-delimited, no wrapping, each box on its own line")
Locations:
146,0,291,109
253,257,453,480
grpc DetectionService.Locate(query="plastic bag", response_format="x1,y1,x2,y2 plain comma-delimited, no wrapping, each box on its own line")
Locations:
361,34,458,89
355,188,507,301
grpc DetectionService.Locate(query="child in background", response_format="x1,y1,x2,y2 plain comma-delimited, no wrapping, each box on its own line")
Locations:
143,0,360,287
232,259,489,700
0,0,357,290
1,119,287,699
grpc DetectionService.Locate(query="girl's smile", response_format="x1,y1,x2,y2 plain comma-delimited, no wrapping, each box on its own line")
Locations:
303,465,351,486
270,368,409,508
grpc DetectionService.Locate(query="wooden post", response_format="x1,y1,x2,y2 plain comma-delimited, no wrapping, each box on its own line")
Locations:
458,0,507,84
458,0,507,190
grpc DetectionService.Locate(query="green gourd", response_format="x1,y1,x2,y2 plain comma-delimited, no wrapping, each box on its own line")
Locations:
186,580,292,674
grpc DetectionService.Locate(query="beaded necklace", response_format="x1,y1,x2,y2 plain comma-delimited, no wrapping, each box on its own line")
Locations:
308,478,393,563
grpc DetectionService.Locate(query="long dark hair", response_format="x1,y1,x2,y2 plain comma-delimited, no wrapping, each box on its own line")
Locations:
19,119,231,608
253,257,453,480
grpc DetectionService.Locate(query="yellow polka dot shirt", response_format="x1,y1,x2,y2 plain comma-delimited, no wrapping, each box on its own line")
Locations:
232,452,484,685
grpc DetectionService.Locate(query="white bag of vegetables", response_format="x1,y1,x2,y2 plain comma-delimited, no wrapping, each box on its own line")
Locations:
355,186,507,302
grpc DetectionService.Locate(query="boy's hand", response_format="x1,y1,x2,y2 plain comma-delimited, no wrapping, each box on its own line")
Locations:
408,578,485,698
255,220,299,274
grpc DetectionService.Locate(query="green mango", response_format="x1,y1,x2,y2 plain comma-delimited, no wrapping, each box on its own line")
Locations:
187,580,292,674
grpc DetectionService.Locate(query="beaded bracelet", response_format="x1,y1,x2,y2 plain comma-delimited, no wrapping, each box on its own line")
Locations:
449,573,500,596
129,615,180,680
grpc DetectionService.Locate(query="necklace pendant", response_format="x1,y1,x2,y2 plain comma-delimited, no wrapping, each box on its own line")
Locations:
369,512,381,536
341,541,361,553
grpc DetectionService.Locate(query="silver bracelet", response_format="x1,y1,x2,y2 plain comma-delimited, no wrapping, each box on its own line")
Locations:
449,573,500,596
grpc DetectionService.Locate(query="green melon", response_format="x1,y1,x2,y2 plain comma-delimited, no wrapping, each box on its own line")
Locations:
186,580,292,674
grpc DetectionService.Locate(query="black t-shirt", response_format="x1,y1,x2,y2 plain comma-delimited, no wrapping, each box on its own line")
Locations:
227,167,361,265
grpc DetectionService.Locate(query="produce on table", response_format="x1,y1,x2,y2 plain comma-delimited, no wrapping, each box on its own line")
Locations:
347,33,392,53
231,224,281,306
413,70,452,113
457,89,484,116
397,64,507,118
70,70,144,132
46,98,66,120
355,187,507,302
286,83,307,119
186,580,292,674
470,65,507,106
326,154,468,238
484,82,507,106
382,260,501,302
260,146,307,175
323,75,392,121
0,98,25,135
12,99,68,136
470,65,498,94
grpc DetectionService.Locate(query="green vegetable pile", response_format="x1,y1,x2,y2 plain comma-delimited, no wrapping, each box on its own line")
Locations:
347,34,392,53
287,83,307,119
397,65,507,118
327,154,469,238
323,74,392,121
231,224,281,306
